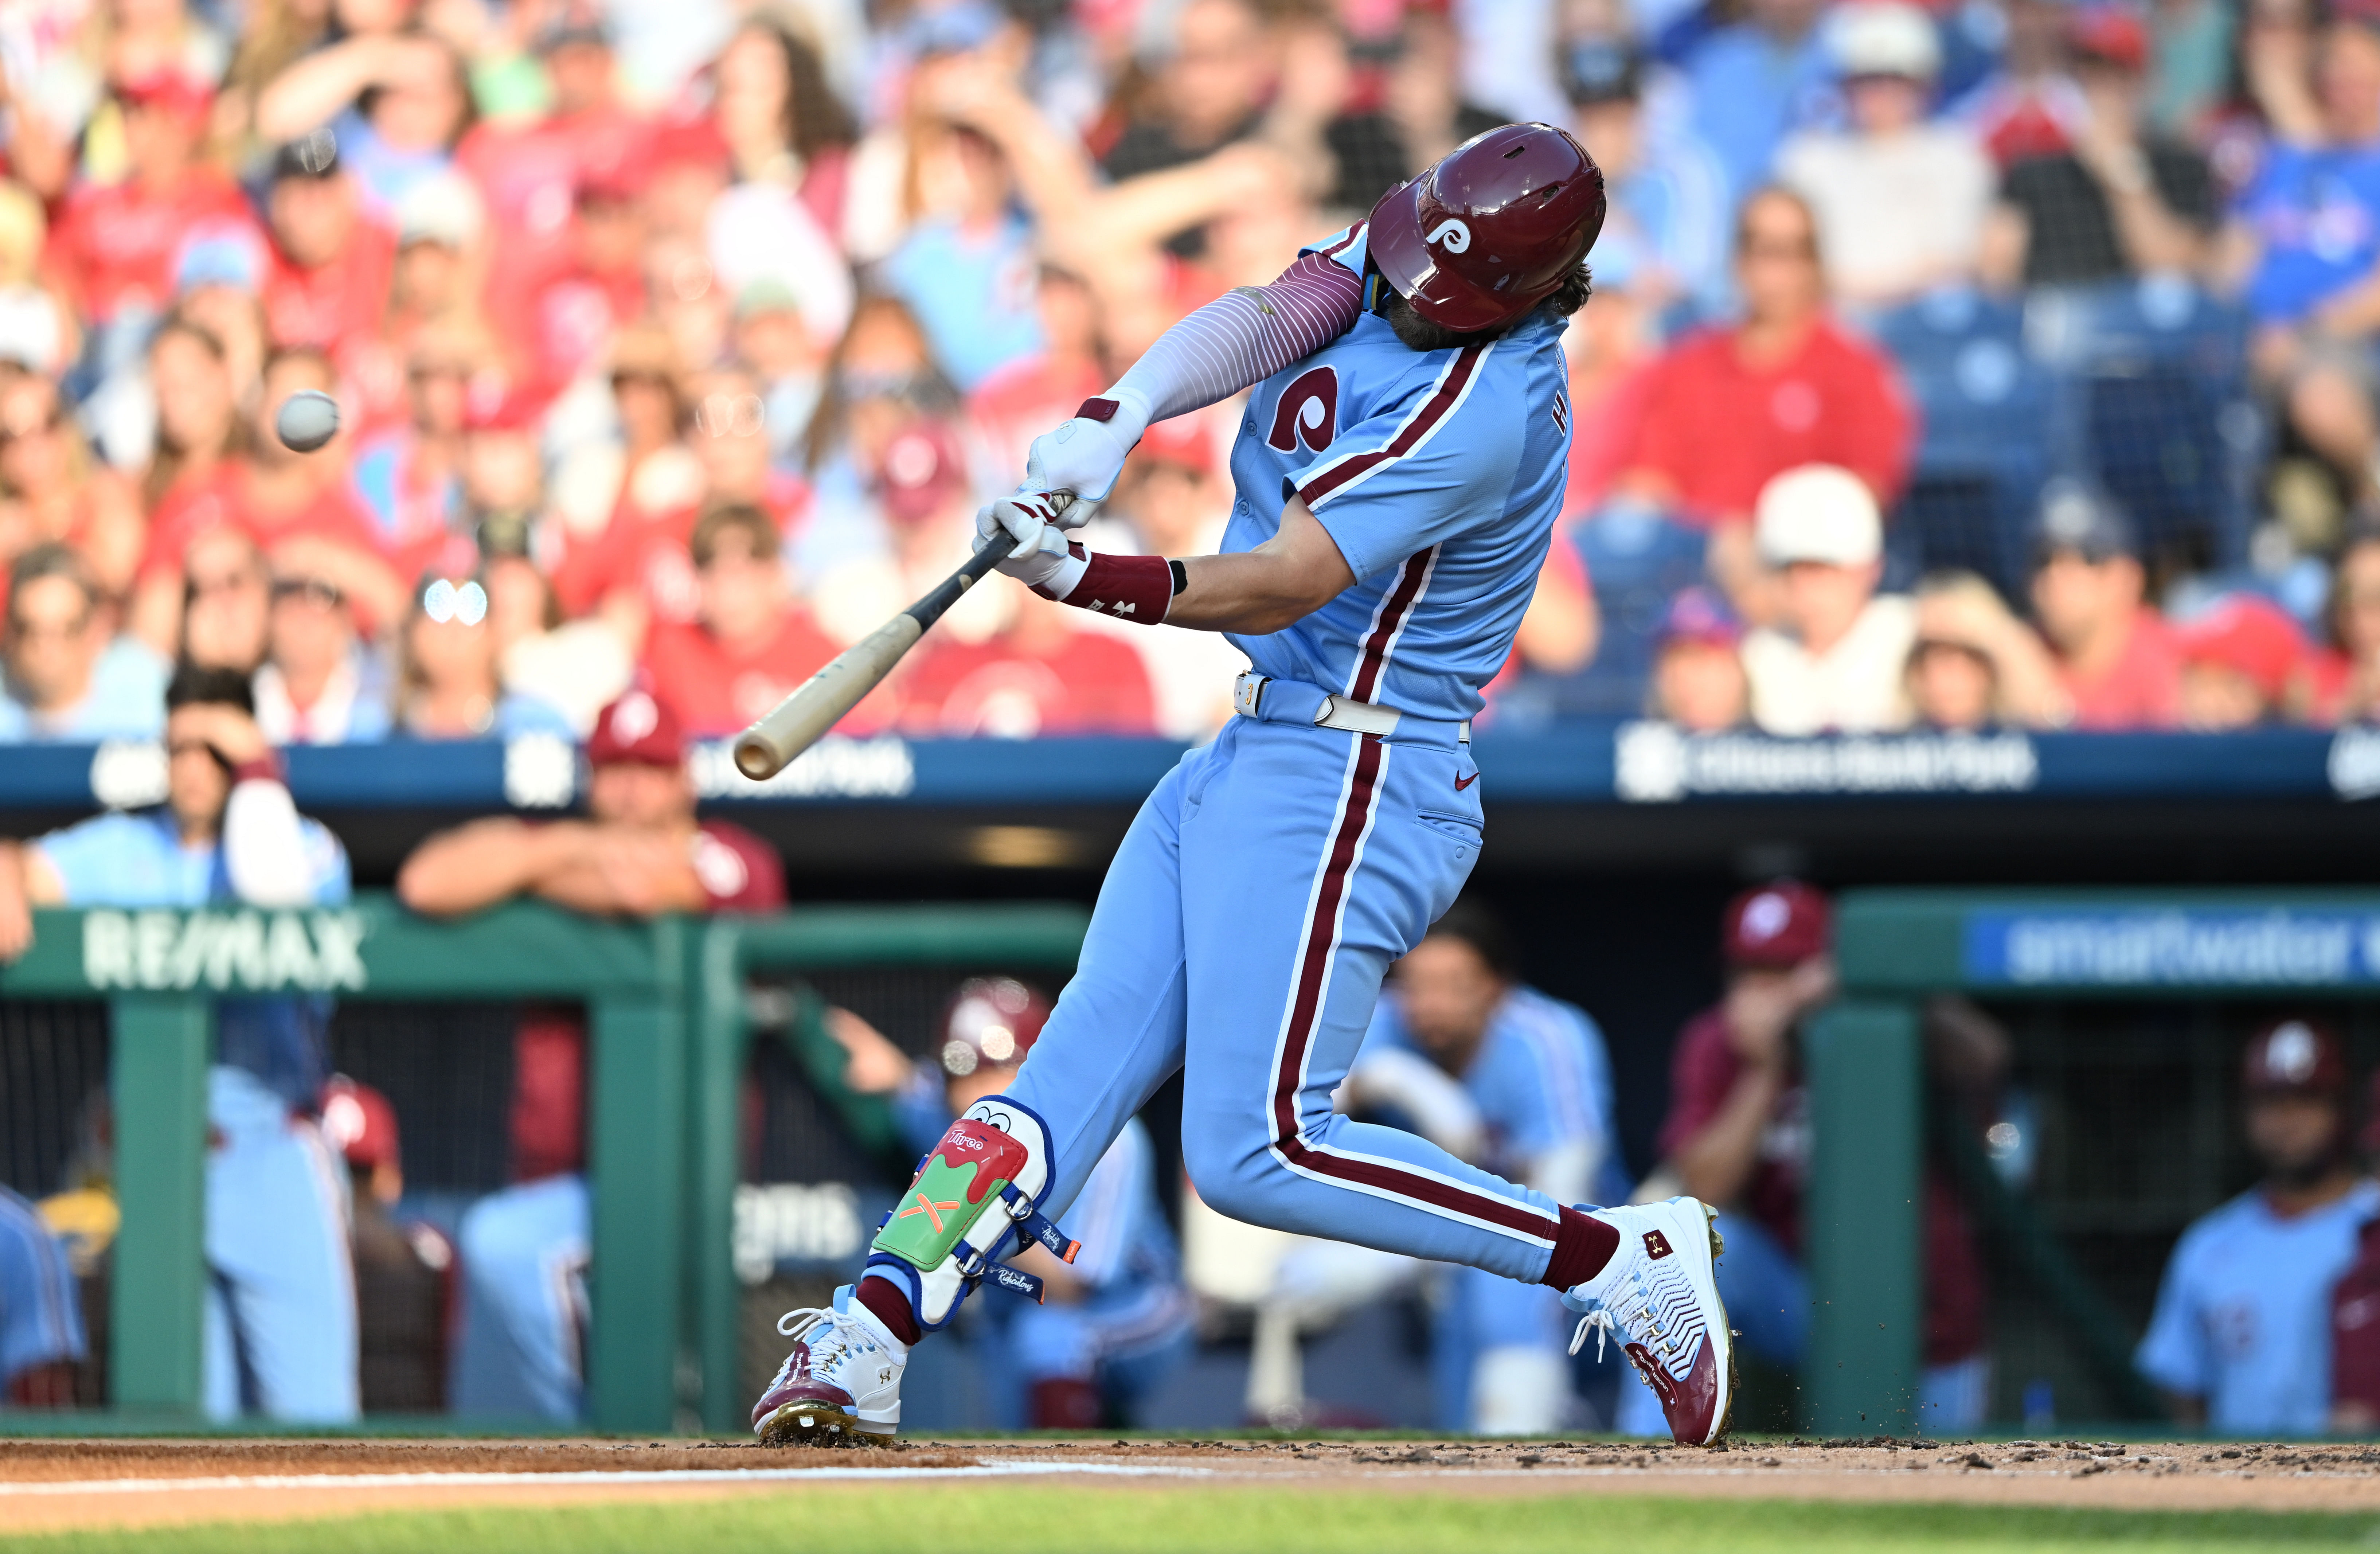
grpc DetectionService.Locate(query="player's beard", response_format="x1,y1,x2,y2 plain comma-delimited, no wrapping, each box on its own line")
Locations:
1381,292,1495,354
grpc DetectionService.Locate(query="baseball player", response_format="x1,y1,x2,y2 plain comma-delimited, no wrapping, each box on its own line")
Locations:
754,123,1734,1448
0,1184,84,1405
1348,902,1623,1433
2139,1019,2379,1434
0,664,357,1421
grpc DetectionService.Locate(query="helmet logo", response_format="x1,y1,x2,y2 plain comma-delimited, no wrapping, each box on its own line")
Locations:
1427,218,1472,253
1266,365,1339,454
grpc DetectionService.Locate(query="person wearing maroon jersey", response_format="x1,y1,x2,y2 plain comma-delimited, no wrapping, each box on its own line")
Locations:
396,687,786,1418
1620,881,1997,1436
642,503,845,738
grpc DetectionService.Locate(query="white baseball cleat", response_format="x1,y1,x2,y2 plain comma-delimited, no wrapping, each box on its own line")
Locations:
751,1294,907,1448
1562,1197,1735,1446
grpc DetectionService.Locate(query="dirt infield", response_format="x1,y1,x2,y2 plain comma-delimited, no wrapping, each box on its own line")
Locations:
5,1436,2380,1536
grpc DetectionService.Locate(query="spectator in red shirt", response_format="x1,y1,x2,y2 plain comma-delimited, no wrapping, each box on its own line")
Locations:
967,263,1107,484
45,71,251,328
261,131,396,363
550,325,704,651
2174,594,2307,731
642,502,845,738
134,346,406,650
2027,481,2181,729
1610,188,1916,615
528,161,650,392
456,12,648,355
899,590,1158,738
1622,882,1998,1436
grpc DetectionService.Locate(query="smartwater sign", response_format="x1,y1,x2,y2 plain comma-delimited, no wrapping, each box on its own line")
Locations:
81,909,370,992
1964,909,2380,988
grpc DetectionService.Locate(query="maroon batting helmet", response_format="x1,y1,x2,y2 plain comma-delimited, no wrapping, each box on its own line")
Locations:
1366,123,1607,334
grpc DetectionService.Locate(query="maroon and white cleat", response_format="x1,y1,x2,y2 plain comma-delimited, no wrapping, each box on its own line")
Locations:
1561,1197,1736,1446
751,1300,906,1448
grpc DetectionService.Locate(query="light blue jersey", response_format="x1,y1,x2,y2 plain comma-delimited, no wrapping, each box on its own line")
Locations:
1362,984,1619,1198
2137,1180,2380,1436
34,808,349,912
0,1186,84,1387
0,639,169,743
1224,225,1574,723
31,803,358,1422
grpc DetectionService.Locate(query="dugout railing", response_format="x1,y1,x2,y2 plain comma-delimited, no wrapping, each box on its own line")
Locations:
0,896,1086,1433
1816,889,2380,1437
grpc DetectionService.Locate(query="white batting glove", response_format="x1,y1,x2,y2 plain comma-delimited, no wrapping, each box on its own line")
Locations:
1019,390,1150,509
977,497,1089,598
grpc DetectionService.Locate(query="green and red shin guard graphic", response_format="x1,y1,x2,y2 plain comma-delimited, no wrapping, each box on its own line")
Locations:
865,1096,1075,1330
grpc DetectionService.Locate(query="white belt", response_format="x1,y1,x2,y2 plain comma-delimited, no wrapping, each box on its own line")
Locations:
1234,672,1470,743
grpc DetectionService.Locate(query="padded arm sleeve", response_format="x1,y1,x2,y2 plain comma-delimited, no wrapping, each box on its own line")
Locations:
222,779,321,907
1102,253,1366,443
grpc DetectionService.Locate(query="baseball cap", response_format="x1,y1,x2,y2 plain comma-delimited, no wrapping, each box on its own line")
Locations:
2176,594,2305,702
938,977,1052,1077
174,225,268,294
1658,585,1743,649
2243,1017,2348,1095
320,1076,400,1173
1132,415,1215,478
586,688,685,768
2033,479,2137,564
1755,464,1883,568
734,276,804,322
877,419,967,525
1829,2,1942,79
1723,880,1833,968
1562,38,1642,105
113,68,213,120
271,129,343,182
396,173,484,249
2069,6,2149,70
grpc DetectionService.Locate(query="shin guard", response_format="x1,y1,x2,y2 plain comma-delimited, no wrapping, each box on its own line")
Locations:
862,1095,1079,1331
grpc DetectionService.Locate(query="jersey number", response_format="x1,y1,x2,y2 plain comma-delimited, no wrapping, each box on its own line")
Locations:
1267,366,1340,454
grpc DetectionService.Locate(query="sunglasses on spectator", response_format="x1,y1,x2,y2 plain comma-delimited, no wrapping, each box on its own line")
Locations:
271,577,345,609
1740,235,1817,261
835,368,928,402
188,567,265,601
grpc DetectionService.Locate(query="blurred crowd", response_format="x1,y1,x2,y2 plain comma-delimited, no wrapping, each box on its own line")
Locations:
1,0,2379,747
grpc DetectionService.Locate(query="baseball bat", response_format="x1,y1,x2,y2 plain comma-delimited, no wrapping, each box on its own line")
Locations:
732,493,1074,780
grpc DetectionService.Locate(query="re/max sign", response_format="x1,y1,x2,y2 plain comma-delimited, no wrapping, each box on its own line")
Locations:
80,910,369,992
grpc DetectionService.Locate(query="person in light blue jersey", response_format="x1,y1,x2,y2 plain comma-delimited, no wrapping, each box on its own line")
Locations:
754,124,1741,1454
2139,1018,2380,1436
1350,901,1624,1433
0,663,357,1422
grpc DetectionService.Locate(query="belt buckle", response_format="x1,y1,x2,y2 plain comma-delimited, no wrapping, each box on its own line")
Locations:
1233,673,1268,719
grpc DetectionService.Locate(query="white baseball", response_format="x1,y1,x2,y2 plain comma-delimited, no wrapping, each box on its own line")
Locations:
275,390,341,453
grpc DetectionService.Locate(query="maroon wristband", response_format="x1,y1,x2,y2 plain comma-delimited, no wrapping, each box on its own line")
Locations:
1076,397,1119,422
231,752,284,785
1062,552,1175,624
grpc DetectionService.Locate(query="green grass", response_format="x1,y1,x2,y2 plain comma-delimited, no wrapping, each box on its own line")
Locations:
9,1488,2380,1554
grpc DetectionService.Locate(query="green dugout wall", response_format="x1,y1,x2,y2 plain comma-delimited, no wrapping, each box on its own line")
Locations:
0,895,1086,1431
1814,888,2380,1435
